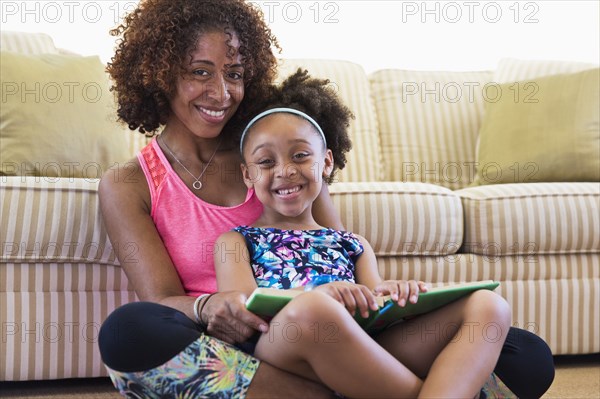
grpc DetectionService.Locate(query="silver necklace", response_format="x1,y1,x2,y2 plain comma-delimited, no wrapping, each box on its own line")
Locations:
160,135,221,190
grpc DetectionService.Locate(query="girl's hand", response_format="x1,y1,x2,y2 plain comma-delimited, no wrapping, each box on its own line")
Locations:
314,281,379,318
373,280,429,307
201,291,269,345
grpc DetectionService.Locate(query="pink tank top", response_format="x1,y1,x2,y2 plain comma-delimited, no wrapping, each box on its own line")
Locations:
138,138,263,296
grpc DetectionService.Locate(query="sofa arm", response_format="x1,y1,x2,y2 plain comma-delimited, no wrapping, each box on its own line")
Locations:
0,176,119,266
329,182,463,257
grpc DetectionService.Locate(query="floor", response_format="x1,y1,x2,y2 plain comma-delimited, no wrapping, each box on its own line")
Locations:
0,355,598,398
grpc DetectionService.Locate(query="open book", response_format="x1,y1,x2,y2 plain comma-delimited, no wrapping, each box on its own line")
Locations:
246,280,500,333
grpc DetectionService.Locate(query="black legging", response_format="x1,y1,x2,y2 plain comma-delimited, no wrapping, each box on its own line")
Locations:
99,302,555,398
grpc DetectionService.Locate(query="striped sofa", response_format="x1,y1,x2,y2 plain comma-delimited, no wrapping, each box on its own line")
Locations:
1,32,598,381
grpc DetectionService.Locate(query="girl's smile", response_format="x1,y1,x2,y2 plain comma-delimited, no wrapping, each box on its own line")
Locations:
241,113,333,225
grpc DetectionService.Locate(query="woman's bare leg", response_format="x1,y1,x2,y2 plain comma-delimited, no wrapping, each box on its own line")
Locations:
376,290,511,398
253,291,423,399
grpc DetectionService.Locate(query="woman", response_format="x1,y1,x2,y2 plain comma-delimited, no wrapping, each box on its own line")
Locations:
98,0,554,397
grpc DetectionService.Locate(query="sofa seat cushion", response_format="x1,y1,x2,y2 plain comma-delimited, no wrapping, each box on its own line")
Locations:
457,183,600,256
0,177,119,266
329,182,463,256
277,59,383,182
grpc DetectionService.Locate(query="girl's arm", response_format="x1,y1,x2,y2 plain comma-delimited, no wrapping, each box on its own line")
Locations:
354,234,427,306
214,231,259,296
353,234,384,289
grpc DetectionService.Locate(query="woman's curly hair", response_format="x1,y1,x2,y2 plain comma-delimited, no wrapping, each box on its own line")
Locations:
107,0,279,139
243,69,354,184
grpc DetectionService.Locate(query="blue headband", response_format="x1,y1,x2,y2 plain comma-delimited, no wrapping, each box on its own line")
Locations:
240,107,327,154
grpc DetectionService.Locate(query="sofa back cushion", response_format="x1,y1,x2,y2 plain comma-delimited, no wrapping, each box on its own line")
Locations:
0,51,131,178
474,68,599,185
0,31,59,54
370,70,492,190
494,58,598,83
277,59,383,182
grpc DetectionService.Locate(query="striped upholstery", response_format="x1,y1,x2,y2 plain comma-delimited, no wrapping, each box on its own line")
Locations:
0,31,58,54
377,254,599,355
370,70,493,190
0,177,137,381
0,265,135,380
495,58,598,83
1,177,117,265
1,33,598,380
277,59,383,182
124,131,152,159
329,182,463,256
457,183,600,255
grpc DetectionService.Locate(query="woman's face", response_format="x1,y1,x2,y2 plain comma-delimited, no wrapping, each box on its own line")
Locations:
168,30,245,139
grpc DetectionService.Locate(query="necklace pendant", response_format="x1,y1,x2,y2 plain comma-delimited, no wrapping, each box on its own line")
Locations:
192,180,203,190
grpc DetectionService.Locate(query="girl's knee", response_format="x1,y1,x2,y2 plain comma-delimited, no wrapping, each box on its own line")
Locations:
277,291,347,327
468,290,512,326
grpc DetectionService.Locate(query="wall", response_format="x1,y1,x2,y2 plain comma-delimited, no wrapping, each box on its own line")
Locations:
1,0,598,72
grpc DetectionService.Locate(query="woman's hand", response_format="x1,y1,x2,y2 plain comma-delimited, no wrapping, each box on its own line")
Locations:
201,291,269,345
314,281,380,318
373,280,429,307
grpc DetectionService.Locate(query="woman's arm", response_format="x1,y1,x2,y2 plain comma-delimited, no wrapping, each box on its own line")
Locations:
99,161,267,344
99,161,193,311
313,183,344,230
214,231,259,296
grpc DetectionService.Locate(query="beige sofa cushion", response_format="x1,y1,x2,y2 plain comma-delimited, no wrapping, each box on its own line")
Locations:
0,52,131,178
494,58,598,83
277,59,383,182
330,182,463,256
474,68,600,185
457,182,600,256
370,69,492,190
0,177,119,265
0,31,59,54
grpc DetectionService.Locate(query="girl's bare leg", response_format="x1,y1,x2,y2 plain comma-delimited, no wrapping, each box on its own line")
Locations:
246,361,336,399
254,290,423,398
376,290,511,398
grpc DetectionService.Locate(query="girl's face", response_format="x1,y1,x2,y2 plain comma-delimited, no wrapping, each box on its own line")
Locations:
242,113,334,223
168,30,245,139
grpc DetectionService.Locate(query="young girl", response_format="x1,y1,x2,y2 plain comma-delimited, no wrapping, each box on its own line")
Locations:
214,70,512,398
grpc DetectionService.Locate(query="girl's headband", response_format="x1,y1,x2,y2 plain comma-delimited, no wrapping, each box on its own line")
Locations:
240,107,327,154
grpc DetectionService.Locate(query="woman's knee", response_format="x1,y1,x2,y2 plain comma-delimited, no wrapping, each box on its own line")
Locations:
495,327,555,398
99,301,201,372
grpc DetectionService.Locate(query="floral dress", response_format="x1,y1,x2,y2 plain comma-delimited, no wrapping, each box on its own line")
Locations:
233,226,364,289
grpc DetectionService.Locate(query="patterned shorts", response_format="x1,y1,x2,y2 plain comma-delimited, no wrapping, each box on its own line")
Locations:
106,334,260,399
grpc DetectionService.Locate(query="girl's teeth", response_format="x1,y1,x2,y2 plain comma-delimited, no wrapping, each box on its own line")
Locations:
200,107,225,117
278,186,300,195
